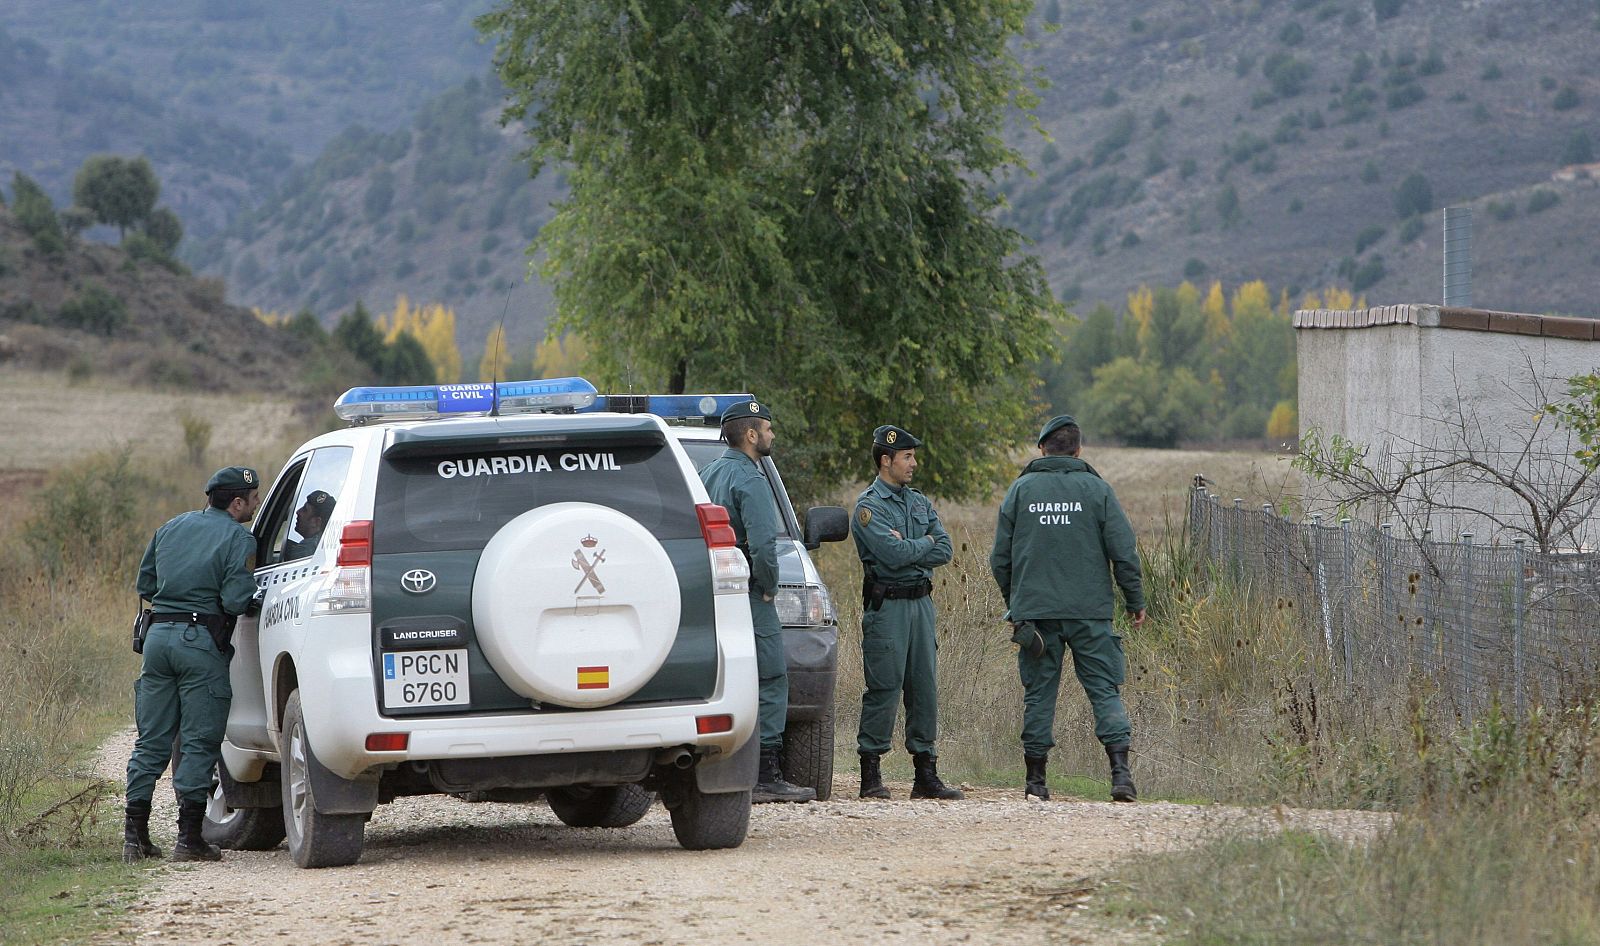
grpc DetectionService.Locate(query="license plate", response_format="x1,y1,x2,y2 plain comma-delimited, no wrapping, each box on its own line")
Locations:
382,649,470,708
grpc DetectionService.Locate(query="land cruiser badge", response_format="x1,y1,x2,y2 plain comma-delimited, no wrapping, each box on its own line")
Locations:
571,534,607,595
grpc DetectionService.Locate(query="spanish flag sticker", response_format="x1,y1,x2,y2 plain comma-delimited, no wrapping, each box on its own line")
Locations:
577,666,610,690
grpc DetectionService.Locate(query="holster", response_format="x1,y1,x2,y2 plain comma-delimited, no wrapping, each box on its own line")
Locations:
131,606,153,655
1010,620,1046,659
861,573,888,613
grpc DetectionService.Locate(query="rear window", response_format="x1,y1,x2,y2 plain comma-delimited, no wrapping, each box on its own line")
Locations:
678,438,793,538
375,441,700,553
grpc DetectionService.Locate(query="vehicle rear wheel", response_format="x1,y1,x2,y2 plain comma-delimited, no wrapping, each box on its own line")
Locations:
667,785,750,850
781,704,836,801
202,762,286,850
547,784,655,828
280,690,365,868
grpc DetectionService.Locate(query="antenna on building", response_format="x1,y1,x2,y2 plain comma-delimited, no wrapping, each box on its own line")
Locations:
1442,206,1473,307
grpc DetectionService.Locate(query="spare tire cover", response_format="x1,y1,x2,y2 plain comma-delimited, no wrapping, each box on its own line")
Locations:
473,502,682,707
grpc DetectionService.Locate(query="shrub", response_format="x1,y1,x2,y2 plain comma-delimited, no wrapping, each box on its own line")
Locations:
1180,157,1198,179
1184,257,1207,278
1349,52,1373,85
56,283,127,336
1217,185,1242,228
1100,86,1121,108
1386,82,1426,110
11,172,65,256
1486,199,1516,221
1361,160,1381,184
1288,198,1303,214
1266,400,1297,439
1393,172,1433,218
1563,131,1595,166
1553,86,1580,111
1540,76,1558,92
1279,21,1305,45
1352,254,1387,291
1480,63,1502,81
1527,189,1560,214
177,410,212,466
1264,53,1312,98
1355,224,1386,253
1374,0,1403,20
1398,216,1425,242
22,450,145,576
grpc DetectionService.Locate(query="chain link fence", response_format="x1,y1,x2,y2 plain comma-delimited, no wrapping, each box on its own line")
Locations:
1189,483,1600,718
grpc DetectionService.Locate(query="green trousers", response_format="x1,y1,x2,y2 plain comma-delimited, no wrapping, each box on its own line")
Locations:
752,595,788,752
856,596,939,756
126,622,233,805
1018,618,1129,756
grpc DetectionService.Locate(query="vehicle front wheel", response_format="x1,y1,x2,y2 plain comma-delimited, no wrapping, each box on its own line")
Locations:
202,762,286,850
547,784,655,828
781,705,836,802
279,690,365,868
667,785,750,851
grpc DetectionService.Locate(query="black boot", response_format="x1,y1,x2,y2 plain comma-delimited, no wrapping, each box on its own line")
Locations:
122,799,162,862
1024,754,1050,801
170,800,221,862
1106,743,1137,802
909,751,963,800
753,748,815,804
858,752,890,800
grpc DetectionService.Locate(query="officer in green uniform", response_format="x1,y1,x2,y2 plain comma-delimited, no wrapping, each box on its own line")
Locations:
851,425,962,801
699,401,814,804
989,415,1146,802
124,466,261,862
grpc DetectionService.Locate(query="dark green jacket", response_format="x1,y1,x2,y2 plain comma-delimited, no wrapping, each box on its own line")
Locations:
851,478,952,585
699,448,782,598
990,456,1144,620
137,506,257,615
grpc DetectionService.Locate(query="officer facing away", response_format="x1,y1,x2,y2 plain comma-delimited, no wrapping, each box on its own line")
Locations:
124,466,261,862
699,401,814,804
989,415,1146,803
851,425,962,801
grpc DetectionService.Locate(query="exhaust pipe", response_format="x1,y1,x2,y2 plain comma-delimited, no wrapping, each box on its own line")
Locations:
655,747,695,770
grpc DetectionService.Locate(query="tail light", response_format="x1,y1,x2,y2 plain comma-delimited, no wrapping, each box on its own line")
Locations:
697,503,748,595
315,520,372,614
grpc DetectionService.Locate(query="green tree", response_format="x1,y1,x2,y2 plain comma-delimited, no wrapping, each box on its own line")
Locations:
72,155,160,239
1080,357,1203,448
1393,172,1433,219
11,172,65,256
332,301,386,373
142,207,183,254
379,332,436,385
479,0,1057,499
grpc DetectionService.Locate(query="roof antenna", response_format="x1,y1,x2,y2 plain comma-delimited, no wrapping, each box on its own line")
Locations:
488,284,515,417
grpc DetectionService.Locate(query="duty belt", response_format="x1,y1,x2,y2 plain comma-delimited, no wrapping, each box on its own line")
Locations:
149,611,223,626
862,578,933,611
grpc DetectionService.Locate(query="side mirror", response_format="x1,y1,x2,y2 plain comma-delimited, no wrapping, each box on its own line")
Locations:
804,505,850,550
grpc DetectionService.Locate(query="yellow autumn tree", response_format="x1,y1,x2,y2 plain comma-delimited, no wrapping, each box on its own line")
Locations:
1127,285,1155,359
479,324,512,382
534,333,591,378
379,295,462,384
1266,400,1298,439
1323,286,1355,310
1201,281,1230,344
1230,280,1273,322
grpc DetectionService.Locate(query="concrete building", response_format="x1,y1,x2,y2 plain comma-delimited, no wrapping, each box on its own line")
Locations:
1294,304,1600,550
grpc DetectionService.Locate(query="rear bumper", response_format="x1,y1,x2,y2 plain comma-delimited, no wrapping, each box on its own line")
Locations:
268,594,759,782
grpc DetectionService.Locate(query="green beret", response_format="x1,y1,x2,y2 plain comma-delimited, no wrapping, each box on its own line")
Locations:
720,399,774,425
1037,414,1079,445
872,424,923,450
205,466,260,494
302,489,336,516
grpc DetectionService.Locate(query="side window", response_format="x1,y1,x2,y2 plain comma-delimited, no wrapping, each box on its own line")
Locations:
281,446,354,563
254,460,308,568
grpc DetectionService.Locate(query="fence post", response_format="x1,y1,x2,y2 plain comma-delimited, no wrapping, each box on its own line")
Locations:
1422,527,1435,676
1340,517,1355,686
1190,475,1206,557
1379,521,1392,631
1262,504,1277,598
1312,515,1334,658
1462,532,1475,721
1513,538,1526,718
1233,498,1245,585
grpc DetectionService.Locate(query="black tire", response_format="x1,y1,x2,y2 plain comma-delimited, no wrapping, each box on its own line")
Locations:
668,786,751,850
781,704,836,801
280,690,365,868
547,784,656,828
202,762,286,850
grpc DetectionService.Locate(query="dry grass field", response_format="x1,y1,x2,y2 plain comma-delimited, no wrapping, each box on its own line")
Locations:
0,368,305,474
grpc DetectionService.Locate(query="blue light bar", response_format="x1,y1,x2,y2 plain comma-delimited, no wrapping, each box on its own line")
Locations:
334,377,598,423
579,393,755,422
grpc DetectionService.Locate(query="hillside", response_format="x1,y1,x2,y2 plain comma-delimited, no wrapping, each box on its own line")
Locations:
0,203,317,392
187,0,1600,349
0,1,492,236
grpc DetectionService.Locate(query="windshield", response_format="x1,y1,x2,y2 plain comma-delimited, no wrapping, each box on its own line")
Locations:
678,438,793,538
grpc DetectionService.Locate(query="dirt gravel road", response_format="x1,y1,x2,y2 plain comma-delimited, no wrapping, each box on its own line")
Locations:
93,729,1385,946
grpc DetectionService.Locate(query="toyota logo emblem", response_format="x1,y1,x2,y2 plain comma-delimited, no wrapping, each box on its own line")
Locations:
401,569,437,594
